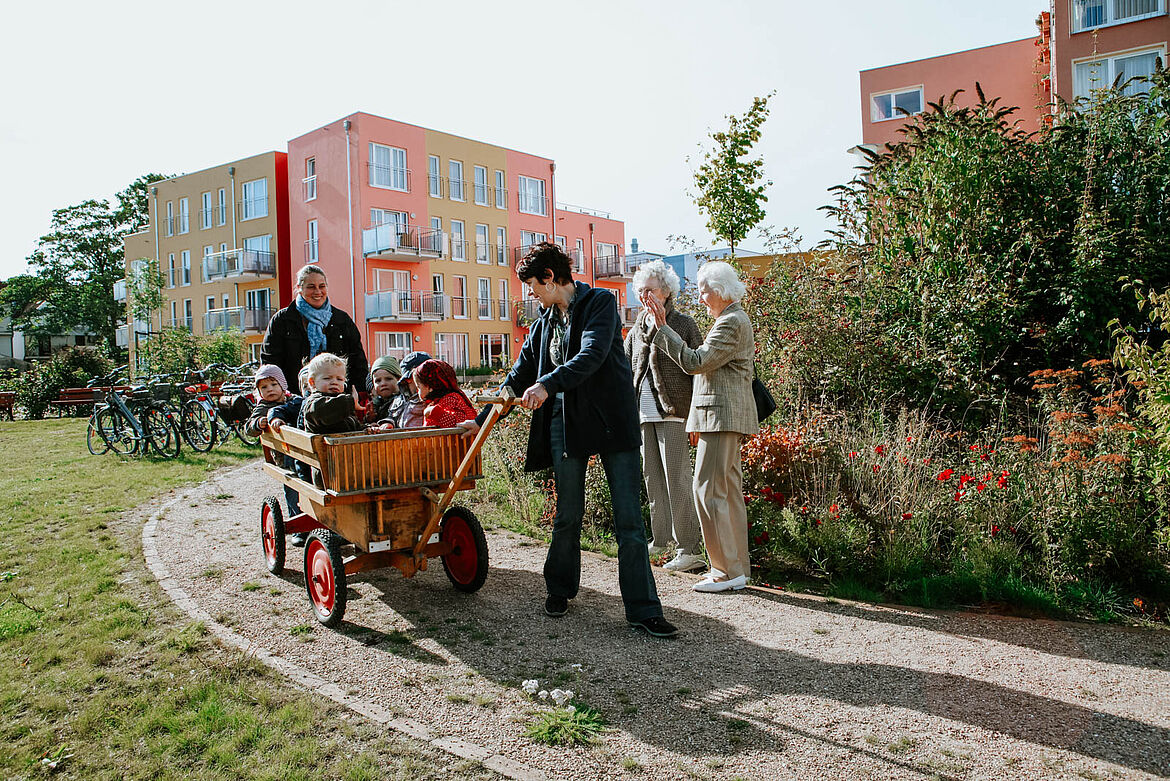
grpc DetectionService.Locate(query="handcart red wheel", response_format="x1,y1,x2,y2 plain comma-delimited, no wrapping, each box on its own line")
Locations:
261,496,285,574
304,530,346,627
440,506,489,592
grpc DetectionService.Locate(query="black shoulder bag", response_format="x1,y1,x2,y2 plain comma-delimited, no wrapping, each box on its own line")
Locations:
752,364,777,423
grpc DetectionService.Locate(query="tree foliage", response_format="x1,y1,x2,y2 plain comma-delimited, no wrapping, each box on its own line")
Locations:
692,92,774,255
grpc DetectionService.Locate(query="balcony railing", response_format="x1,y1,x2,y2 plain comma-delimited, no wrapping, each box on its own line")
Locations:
497,297,511,320
177,213,189,234
495,243,509,266
449,295,469,319
169,316,193,331
428,174,444,197
516,299,543,327
476,297,493,319
362,224,446,259
513,243,542,263
475,242,493,264
556,202,612,219
116,324,129,348
446,178,467,201
567,248,585,273
238,196,269,221
594,254,631,279
369,164,410,191
622,305,642,326
450,238,467,262
303,175,317,201
205,307,275,334
203,248,276,280
364,290,447,322
494,187,508,209
518,193,548,216
113,279,127,302
199,208,213,229
304,240,319,264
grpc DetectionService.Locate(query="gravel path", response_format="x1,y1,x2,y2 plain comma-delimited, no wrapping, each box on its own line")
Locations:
142,461,1170,780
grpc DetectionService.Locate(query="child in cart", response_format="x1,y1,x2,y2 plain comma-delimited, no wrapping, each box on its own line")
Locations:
301,352,365,435
364,355,402,426
413,359,477,428
247,365,305,531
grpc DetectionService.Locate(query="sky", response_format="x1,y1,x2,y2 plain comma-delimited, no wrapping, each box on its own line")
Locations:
0,0,1044,278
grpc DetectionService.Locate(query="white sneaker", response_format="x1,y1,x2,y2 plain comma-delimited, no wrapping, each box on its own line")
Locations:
648,545,668,557
663,552,705,572
692,575,747,593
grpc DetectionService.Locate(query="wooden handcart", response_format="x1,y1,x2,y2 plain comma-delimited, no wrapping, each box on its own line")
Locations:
258,394,518,626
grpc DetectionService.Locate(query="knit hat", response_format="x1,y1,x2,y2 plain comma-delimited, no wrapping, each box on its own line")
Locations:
400,351,432,378
370,355,403,379
254,364,289,394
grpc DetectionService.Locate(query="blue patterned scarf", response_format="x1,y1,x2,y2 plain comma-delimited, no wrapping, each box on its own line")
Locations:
295,294,333,358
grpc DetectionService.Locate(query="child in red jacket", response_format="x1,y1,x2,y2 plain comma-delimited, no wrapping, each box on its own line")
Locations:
412,359,476,428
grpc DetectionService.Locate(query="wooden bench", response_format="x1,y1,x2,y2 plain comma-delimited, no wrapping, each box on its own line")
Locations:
0,391,14,420
50,386,129,416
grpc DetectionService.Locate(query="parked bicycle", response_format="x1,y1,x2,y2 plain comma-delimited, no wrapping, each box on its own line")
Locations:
86,370,182,458
177,361,261,451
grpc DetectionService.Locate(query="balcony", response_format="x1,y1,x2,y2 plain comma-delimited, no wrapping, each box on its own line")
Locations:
362,224,446,260
364,290,447,322
237,196,269,221
476,297,493,319
368,165,411,192
303,175,317,201
199,208,213,229
594,254,632,280
474,242,494,264
304,240,319,264
513,243,540,263
516,299,543,327
497,298,511,320
446,178,467,201
116,324,129,348
494,187,508,209
203,248,277,280
113,279,127,302
169,316,193,331
204,306,275,334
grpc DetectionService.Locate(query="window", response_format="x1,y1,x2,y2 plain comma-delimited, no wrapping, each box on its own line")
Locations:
474,165,489,205
451,275,467,318
369,143,408,191
498,278,509,320
520,230,546,254
168,253,176,288
574,238,585,272
451,220,466,261
217,188,227,225
170,300,177,326
428,155,441,197
181,250,191,286
427,216,443,253
250,342,263,362
223,293,230,308
871,87,923,122
1072,0,1162,32
374,268,410,293
200,192,212,229
206,296,216,312
435,332,469,368
1074,47,1164,100
595,241,617,259
178,197,189,233
240,178,268,220
517,175,547,215
448,160,464,201
202,245,214,282
478,277,491,318
183,299,193,330
304,157,317,201
376,331,413,360
480,334,509,368
555,235,566,248
494,170,506,209
246,288,271,313
475,224,490,263
165,201,174,236
497,227,507,266
371,208,407,230
306,219,318,264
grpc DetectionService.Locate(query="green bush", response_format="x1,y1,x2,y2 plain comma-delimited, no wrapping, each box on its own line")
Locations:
15,347,112,419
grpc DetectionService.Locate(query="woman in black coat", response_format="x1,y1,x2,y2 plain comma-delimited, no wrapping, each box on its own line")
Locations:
260,264,369,395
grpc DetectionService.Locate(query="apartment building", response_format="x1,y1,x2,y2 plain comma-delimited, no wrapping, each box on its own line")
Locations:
121,152,290,363
288,112,626,370
857,1,1168,151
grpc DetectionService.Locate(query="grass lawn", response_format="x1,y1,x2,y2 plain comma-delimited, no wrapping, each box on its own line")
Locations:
0,418,498,781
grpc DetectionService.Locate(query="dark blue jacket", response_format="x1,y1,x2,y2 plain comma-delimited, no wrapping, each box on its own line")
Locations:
478,282,640,471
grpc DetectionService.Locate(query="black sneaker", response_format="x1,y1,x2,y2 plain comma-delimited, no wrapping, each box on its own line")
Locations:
544,595,569,617
629,615,679,638
290,533,308,547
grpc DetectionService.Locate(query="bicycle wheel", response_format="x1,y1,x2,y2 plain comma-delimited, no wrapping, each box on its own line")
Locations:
234,420,260,447
86,409,111,455
100,406,139,456
144,407,182,458
181,400,215,452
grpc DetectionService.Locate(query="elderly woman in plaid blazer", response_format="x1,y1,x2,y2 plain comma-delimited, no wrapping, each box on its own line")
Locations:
642,261,758,593
625,260,705,573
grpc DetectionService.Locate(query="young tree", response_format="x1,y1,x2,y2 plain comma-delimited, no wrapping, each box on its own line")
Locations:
691,92,774,256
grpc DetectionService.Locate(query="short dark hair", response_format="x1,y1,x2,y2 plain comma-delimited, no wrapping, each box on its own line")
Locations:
516,242,573,285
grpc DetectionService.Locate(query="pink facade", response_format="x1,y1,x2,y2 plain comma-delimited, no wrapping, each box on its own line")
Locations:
1049,2,1169,104
860,38,1044,149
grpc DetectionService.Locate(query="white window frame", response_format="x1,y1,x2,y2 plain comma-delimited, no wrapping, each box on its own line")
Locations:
435,332,469,368
165,201,174,236
200,192,212,229
473,165,489,205
217,188,227,226
1073,45,1166,100
448,160,465,201
494,170,506,209
369,142,409,191
170,300,177,326
304,157,317,201
1071,0,1164,33
206,295,216,313
183,298,193,329
517,175,547,216
479,333,508,368
451,275,468,319
178,197,189,234
246,287,271,313
475,223,490,263
240,178,268,220
428,155,441,197
202,245,214,282
375,331,413,360
307,219,318,264
451,220,466,261
181,250,191,286
497,226,507,266
870,85,924,123
498,278,509,321
477,277,491,319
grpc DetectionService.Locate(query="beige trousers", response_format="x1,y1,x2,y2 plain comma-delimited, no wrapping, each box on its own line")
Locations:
693,431,750,581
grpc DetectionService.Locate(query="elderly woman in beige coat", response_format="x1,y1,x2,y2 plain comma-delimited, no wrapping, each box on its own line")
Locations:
642,261,757,592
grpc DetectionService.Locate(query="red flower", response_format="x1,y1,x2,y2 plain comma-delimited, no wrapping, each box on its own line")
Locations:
815,518,822,526
872,464,881,474
958,474,975,488
980,454,989,462
982,472,993,482
923,457,932,465
905,436,914,443
899,456,908,465
954,490,965,501
848,451,859,459
991,525,1000,537
969,444,981,451
874,445,885,455
828,503,840,515
936,468,955,481
996,477,1008,489
976,482,987,492
901,512,912,520
761,486,773,495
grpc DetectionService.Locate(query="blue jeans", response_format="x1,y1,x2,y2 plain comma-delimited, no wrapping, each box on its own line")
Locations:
545,400,663,622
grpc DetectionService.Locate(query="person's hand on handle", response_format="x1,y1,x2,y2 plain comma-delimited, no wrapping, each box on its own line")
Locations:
270,418,284,433
641,290,667,327
521,383,548,410
458,420,480,440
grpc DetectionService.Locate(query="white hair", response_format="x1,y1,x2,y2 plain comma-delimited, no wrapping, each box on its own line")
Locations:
632,260,681,301
697,261,746,302
297,264,327,286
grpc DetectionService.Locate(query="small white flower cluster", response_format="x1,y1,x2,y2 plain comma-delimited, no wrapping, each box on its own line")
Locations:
520,679,576,710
